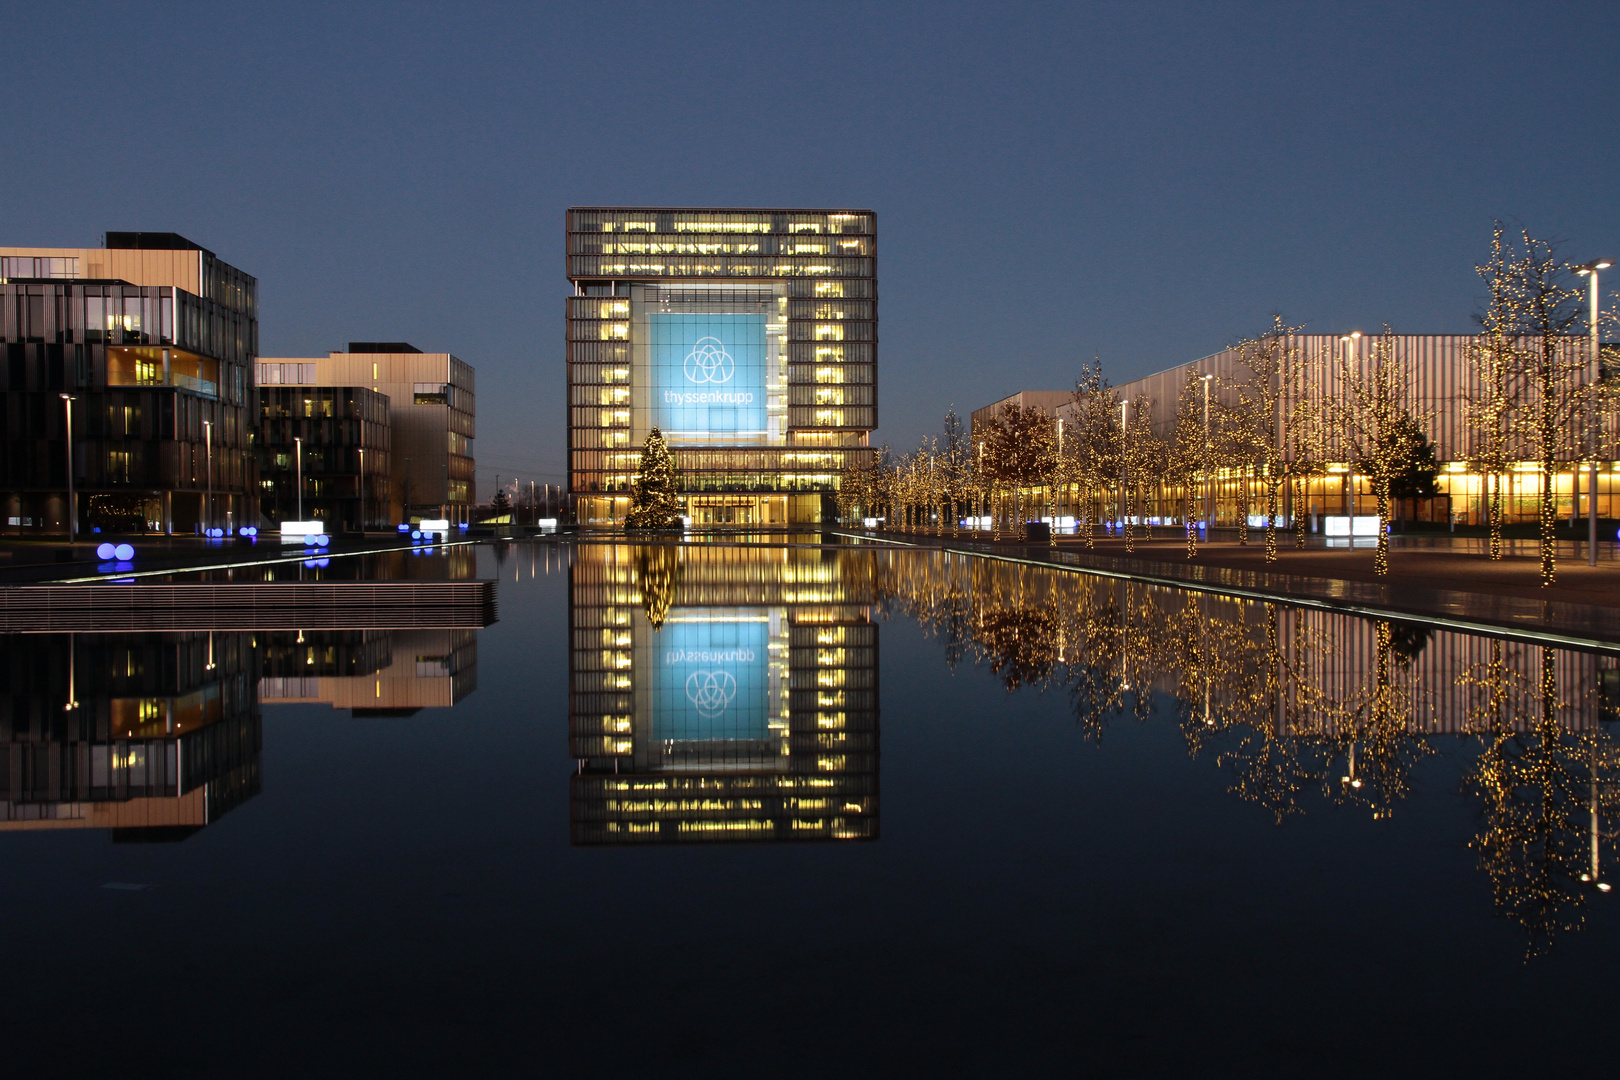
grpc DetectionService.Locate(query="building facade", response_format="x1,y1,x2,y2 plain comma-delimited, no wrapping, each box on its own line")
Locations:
970,391,1075,440
256,385,391,531
1,233,258,535
1017,333,1620,528
566,207,878,526
256,343,475,524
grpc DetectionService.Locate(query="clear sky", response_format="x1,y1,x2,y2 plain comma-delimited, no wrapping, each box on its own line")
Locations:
4,1,1616,496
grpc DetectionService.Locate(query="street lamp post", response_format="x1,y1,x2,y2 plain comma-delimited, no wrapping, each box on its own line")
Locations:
1575,260,1611,567
203,418,213,535
58,393,76,541
1201,374,1213,529
295,435,304,521
1340,333,1361,518
358,446,366,534
1119,400,1129,529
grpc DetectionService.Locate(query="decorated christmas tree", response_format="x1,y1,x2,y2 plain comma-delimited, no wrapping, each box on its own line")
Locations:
625,428,684,529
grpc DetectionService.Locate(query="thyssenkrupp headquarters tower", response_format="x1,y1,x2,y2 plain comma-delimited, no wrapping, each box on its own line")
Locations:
566,207,877,526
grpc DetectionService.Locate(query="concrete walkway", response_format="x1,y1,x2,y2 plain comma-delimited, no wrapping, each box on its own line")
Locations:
843,528,1620,651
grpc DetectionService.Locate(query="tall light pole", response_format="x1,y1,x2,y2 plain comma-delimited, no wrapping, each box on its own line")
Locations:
358,446,366,534
1121,399,1134,531
1575,260,1611,567
1201,374,1213,528
203,418,213,535
58,393,76,541
1340,333,1361,517
294,435,304,520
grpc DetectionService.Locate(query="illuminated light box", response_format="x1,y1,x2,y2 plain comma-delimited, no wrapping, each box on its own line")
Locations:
1323,515,1382,537
650,312,767,438
650,617,768,742
280,520,324,540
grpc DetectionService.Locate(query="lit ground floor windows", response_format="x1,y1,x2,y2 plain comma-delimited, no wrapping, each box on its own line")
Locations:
574,493,830,526
937,461,1620,532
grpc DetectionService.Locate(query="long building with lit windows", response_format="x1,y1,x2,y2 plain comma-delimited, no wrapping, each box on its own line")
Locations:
1003,332,1619,528
566,207,878,526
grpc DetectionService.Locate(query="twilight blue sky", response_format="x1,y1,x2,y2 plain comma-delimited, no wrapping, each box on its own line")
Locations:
3,1,1616,496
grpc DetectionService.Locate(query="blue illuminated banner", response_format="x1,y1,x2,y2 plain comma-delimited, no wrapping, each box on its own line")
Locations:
650,313,767,436
650,618,768,742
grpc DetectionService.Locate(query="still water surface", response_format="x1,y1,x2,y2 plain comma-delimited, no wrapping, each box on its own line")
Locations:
2,540,1615,1076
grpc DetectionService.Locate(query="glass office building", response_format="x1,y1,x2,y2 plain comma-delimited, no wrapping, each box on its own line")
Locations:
566,207,878,526
0,233,258,535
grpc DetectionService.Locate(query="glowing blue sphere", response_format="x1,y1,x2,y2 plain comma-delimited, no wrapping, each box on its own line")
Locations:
96,542,116,560
113,543,135,561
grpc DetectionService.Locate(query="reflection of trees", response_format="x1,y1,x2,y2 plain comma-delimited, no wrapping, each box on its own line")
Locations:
1461,644,1616,956
870,547,1619,953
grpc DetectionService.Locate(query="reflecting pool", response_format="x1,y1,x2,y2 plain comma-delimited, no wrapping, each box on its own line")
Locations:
1,538,1615,1075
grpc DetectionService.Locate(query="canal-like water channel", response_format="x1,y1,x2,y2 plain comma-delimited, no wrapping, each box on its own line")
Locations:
2,538,1615,1075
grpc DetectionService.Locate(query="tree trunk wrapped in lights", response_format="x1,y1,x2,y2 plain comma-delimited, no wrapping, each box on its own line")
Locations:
1469,225,1589,583
1330,328,1432,576
1066,362,1118,550
1166,373,1207,559
979,403,1058,545
1468,225,1524,561
1228,318,1308,562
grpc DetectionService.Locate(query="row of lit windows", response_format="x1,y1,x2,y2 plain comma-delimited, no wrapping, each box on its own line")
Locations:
567,320,873,345
567,344,871,368
789,322,875,342
573,237,873,257
571,473,848,493
565,296,876,320
566,361,871,388
568,210,872,235
568,256,872,278
788,385,875,405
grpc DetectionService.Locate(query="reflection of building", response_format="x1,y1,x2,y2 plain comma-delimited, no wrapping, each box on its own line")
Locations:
1,232,259,535
570,543,878,843
256,343,475,524
874,547,1620,734
0,633,260,839
257,629,478,716
256,385,391,531
565,208,879,526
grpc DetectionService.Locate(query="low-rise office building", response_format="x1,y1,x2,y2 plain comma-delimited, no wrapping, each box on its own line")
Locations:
256,385,390,531
1,232,258,535
256,343,475,524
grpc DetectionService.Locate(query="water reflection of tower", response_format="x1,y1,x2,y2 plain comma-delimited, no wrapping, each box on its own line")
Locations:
0,633,261,840
569,543,879,843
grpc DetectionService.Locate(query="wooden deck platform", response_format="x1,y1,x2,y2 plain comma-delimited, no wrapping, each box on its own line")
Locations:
0,580,498,631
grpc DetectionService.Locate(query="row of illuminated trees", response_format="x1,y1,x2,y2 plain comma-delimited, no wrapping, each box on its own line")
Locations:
870,547,1619,956
838,226,1616,583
